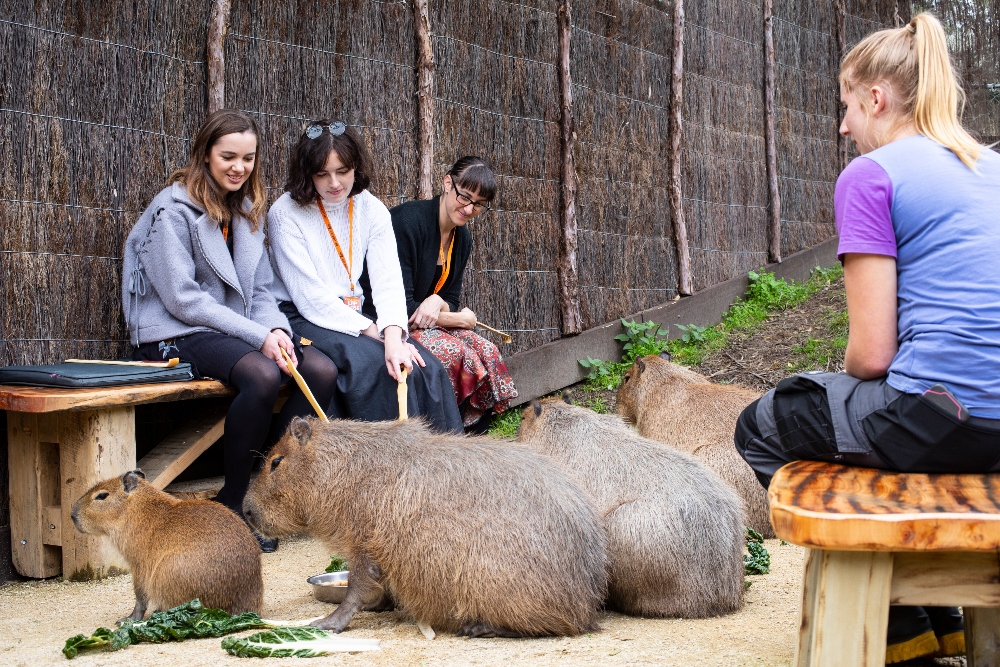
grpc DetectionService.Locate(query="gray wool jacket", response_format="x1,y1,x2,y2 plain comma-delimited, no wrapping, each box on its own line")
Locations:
122,182,290,348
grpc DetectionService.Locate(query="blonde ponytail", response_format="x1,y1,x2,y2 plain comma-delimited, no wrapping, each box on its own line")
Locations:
841,13,982,170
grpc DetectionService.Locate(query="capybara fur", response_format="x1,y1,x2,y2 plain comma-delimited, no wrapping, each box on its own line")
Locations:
71,470,262,622
243,417,608,637
519,398,746,618
617,354,774,537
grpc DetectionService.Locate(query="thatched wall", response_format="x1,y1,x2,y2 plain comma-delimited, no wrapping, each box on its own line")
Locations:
6,0,997,367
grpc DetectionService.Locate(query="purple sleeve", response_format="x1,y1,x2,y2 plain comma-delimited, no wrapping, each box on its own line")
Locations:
835,157,896,259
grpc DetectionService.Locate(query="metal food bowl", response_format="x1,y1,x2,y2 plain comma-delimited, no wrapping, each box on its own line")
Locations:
308,571,349,604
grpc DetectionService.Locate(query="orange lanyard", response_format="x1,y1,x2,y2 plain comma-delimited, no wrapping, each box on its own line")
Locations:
317,196,355,291
433,231,455,294
221,221,230,242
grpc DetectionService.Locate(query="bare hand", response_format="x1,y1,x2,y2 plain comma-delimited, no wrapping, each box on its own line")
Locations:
408,294,447,330
459,307,477,330
383,326,418,381
261,329,297,374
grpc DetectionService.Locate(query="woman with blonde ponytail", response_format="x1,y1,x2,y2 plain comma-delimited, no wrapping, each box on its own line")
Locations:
734,13,1000,664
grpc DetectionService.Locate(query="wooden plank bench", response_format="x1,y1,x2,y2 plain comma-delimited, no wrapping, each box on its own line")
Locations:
2,381,237,581
769,460,1000,667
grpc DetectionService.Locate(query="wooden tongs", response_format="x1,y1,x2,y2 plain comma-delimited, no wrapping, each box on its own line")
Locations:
476,322,513,344
65,357,181,367
280,348,329,422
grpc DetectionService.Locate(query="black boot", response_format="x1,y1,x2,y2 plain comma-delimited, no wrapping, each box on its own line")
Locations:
885,606,937,664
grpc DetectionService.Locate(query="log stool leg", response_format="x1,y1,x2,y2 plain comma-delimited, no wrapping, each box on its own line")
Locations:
796,549,893,667
59,408,135,580
966,607,1000,667
7,412,62,578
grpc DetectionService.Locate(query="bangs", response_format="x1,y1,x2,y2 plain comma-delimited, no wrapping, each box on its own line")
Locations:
454,163,497,202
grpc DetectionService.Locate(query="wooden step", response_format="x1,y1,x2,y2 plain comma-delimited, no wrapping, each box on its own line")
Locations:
138,411,226,490
164,476,224,501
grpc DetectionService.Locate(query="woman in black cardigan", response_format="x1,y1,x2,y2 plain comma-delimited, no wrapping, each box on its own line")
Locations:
363,157,517,431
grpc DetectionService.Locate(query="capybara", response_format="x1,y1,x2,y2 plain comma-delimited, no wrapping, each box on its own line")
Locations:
519,397,746,618
243,417,608,637
71,470,263,622
617,354,774,537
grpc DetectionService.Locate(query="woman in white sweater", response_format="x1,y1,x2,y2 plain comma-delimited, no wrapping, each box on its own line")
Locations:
267,121,462,432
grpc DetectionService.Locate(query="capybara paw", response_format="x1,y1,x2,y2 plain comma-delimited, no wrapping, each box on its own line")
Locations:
310,613,351,633
456,622,523,639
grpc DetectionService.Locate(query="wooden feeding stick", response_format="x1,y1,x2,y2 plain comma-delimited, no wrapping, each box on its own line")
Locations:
476,322,513,344
280,348,328,422
397,366,408,421
65,358,180,368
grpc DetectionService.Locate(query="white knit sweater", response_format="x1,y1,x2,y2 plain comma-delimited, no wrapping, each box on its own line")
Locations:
267,190,408,337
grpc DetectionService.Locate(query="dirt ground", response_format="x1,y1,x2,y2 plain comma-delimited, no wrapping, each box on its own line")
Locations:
0,534,804,666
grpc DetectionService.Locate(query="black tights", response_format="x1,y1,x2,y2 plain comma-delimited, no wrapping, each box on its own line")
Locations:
214,347,337,515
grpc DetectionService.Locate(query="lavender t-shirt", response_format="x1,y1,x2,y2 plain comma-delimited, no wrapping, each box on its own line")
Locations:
833,136,1000,418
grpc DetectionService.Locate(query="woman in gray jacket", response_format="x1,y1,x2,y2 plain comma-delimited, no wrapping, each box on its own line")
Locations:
122,110,337,550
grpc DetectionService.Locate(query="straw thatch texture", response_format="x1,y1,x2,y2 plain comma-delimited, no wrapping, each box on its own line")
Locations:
431,0,564,353
571,0,678,330
0,0,209,366
682,0,768,291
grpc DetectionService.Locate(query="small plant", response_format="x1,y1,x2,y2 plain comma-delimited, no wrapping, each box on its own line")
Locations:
675,323,708,344
325,555,348,573
574,394,609,414
487,408,523,438
615,318,671,364
744,527,771,575
578,356,627,391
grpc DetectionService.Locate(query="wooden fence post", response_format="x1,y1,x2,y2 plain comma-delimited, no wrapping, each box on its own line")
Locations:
668,0,693,295
832,0,848,172
556,0,582,334
414,0,435,200
763,0,781,263
206,0,232,114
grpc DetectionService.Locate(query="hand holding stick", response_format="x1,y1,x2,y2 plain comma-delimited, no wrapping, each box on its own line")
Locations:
280,348,329,422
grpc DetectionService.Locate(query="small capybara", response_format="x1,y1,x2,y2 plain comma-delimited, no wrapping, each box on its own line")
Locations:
243,417,608,637
617,353,774,537
71,470,263,622
519,397,746,618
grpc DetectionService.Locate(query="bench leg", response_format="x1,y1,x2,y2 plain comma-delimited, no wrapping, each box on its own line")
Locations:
795,548,892,667
966,607,1000,667
59,408,135,581
7,412,62,578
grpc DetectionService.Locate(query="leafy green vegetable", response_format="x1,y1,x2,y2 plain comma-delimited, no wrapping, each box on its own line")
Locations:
744,526,771,575
62,599,271,659
325,555,349,573
221,626,379,657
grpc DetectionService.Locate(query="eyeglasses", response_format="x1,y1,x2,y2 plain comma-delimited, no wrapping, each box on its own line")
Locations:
452,183,491,212
305,121,346,139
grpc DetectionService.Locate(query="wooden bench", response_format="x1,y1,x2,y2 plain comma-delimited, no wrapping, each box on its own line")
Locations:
2,381,237,580
769,460,1000,667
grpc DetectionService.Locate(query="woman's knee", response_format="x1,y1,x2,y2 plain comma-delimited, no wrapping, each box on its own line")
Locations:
299,348,338,392
232,352,282,402
734,398,763,456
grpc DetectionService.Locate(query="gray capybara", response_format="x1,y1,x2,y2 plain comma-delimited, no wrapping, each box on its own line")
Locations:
518,398,746,618
617,354,775,538
71,470,263,622
243,417,608,637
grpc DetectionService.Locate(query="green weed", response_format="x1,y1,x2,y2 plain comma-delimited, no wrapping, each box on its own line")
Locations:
487,408,523,438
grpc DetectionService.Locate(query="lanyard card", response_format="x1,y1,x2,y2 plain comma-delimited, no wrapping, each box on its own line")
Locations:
342,295,362,312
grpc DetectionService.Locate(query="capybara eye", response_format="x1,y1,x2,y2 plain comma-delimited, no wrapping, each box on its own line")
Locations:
270,456,284,472
95,491,109,501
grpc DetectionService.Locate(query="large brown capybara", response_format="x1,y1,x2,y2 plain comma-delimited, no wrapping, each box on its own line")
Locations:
243,416,608,637
71,470,263,622
519,397,746,618
617,353,774,537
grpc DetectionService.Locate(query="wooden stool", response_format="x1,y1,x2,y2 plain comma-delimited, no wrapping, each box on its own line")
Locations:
769,460,1000,667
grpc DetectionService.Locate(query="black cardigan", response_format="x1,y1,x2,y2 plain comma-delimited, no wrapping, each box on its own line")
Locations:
360,197,472,319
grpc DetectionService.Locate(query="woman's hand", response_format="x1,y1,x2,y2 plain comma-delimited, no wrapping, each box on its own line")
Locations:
261,329,297,374
383,326,425,380
408,294,447,330
458,307,477,330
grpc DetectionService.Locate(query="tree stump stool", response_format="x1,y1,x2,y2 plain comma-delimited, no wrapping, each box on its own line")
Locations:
769,460,1000,667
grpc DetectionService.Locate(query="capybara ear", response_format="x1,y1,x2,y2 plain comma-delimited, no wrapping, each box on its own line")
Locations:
561,391,573,405
532,399,542,417
637,358,647,374
134,469,146,479
289,416,312,446
658,351,671,362
122,470,143,493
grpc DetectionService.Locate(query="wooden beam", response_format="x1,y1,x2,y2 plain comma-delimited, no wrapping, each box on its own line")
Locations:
556,0,582,334
668,0,692,295
414,0,435,200
7,413,61,578
890,551,1000,607
763,0,781,263
966,607,1000,667
138,411,226,490
0,380,234,413
206,0,232,114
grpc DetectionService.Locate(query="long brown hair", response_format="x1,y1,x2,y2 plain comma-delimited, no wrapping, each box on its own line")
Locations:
169,110,267,229
840,13,982,169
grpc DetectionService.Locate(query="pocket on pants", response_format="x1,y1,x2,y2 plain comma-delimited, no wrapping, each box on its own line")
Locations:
771,374,840,458
861,392,1000,473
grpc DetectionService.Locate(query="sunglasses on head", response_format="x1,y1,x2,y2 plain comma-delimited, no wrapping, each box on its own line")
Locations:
305,121,346,139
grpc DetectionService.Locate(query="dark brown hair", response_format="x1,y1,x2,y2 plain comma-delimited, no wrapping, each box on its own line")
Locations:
447,156,497,202
285,121,373,205
169,110,266,230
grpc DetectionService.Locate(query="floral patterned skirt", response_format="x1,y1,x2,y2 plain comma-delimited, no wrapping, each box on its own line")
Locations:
411,327,519,427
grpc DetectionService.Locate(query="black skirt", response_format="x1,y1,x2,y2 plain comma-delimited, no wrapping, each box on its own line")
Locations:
280,303,463,433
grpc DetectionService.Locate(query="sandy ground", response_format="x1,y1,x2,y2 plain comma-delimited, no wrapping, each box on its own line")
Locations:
0,536,803,667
